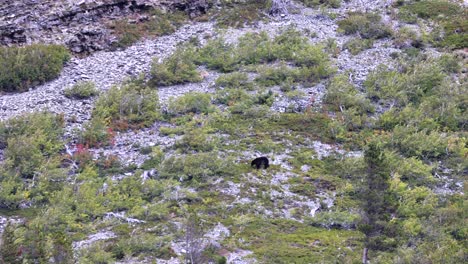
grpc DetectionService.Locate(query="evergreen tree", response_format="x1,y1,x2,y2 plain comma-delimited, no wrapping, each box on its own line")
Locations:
0,223,20,264
360,142,397,263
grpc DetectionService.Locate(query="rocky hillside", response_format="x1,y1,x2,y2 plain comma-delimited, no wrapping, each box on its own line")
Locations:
0,0,466,263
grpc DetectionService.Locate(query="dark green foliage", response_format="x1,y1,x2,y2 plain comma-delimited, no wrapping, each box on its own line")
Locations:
93,80,161,130
0,224,19,263
338,12,392,39
64,81,99,99
149,45,202,86
0,44,70,92
360,142,397,255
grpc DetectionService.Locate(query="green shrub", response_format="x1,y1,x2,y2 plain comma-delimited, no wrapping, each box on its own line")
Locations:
0,112,64,178
64,81,99,99
149,45,201,86
196,29,332,81
159,153,236,181
215,72,253,90
438,16,467,49
168,92,213,115
338,12,392,39
398,1,466,49
393,27,422,48
196,38,239,73
255,61,331,87
324,74,373,114
0,44,70,92
307,211,360,229
365,61,445,106
215,88,251,106
78,242,115,264
255,64,298,87
343,38,374,55
78,117,114,148
176,129,217,153
111,10,187,48
93,80,161,130
390,125,448,159
299,0,342,8
399,0,461,20
211,0,270,28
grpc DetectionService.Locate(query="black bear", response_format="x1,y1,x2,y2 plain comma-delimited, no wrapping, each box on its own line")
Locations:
251,157,269,169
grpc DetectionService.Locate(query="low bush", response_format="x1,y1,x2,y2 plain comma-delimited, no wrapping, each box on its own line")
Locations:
215,72,253,90
343,38,374,55
299,0,342,8
307,211,360,229
149,45,201,86
78,117,115,148
255,64,298,87
196,38,239,73
364,61,445,106
168,92,213,115
176,129,217,153
92,80,161,130
158,153,236,181
111,10,187,48
324,74,373,114
397,1,466,49
393,27,422,48
399,0,460,20
0,44,70,92
211,0,270,28
338,12,392,39
0,112,67,208
196,29,332,81
64,81,99,99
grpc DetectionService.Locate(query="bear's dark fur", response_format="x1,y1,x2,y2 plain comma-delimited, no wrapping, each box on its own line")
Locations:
251,157,269,169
